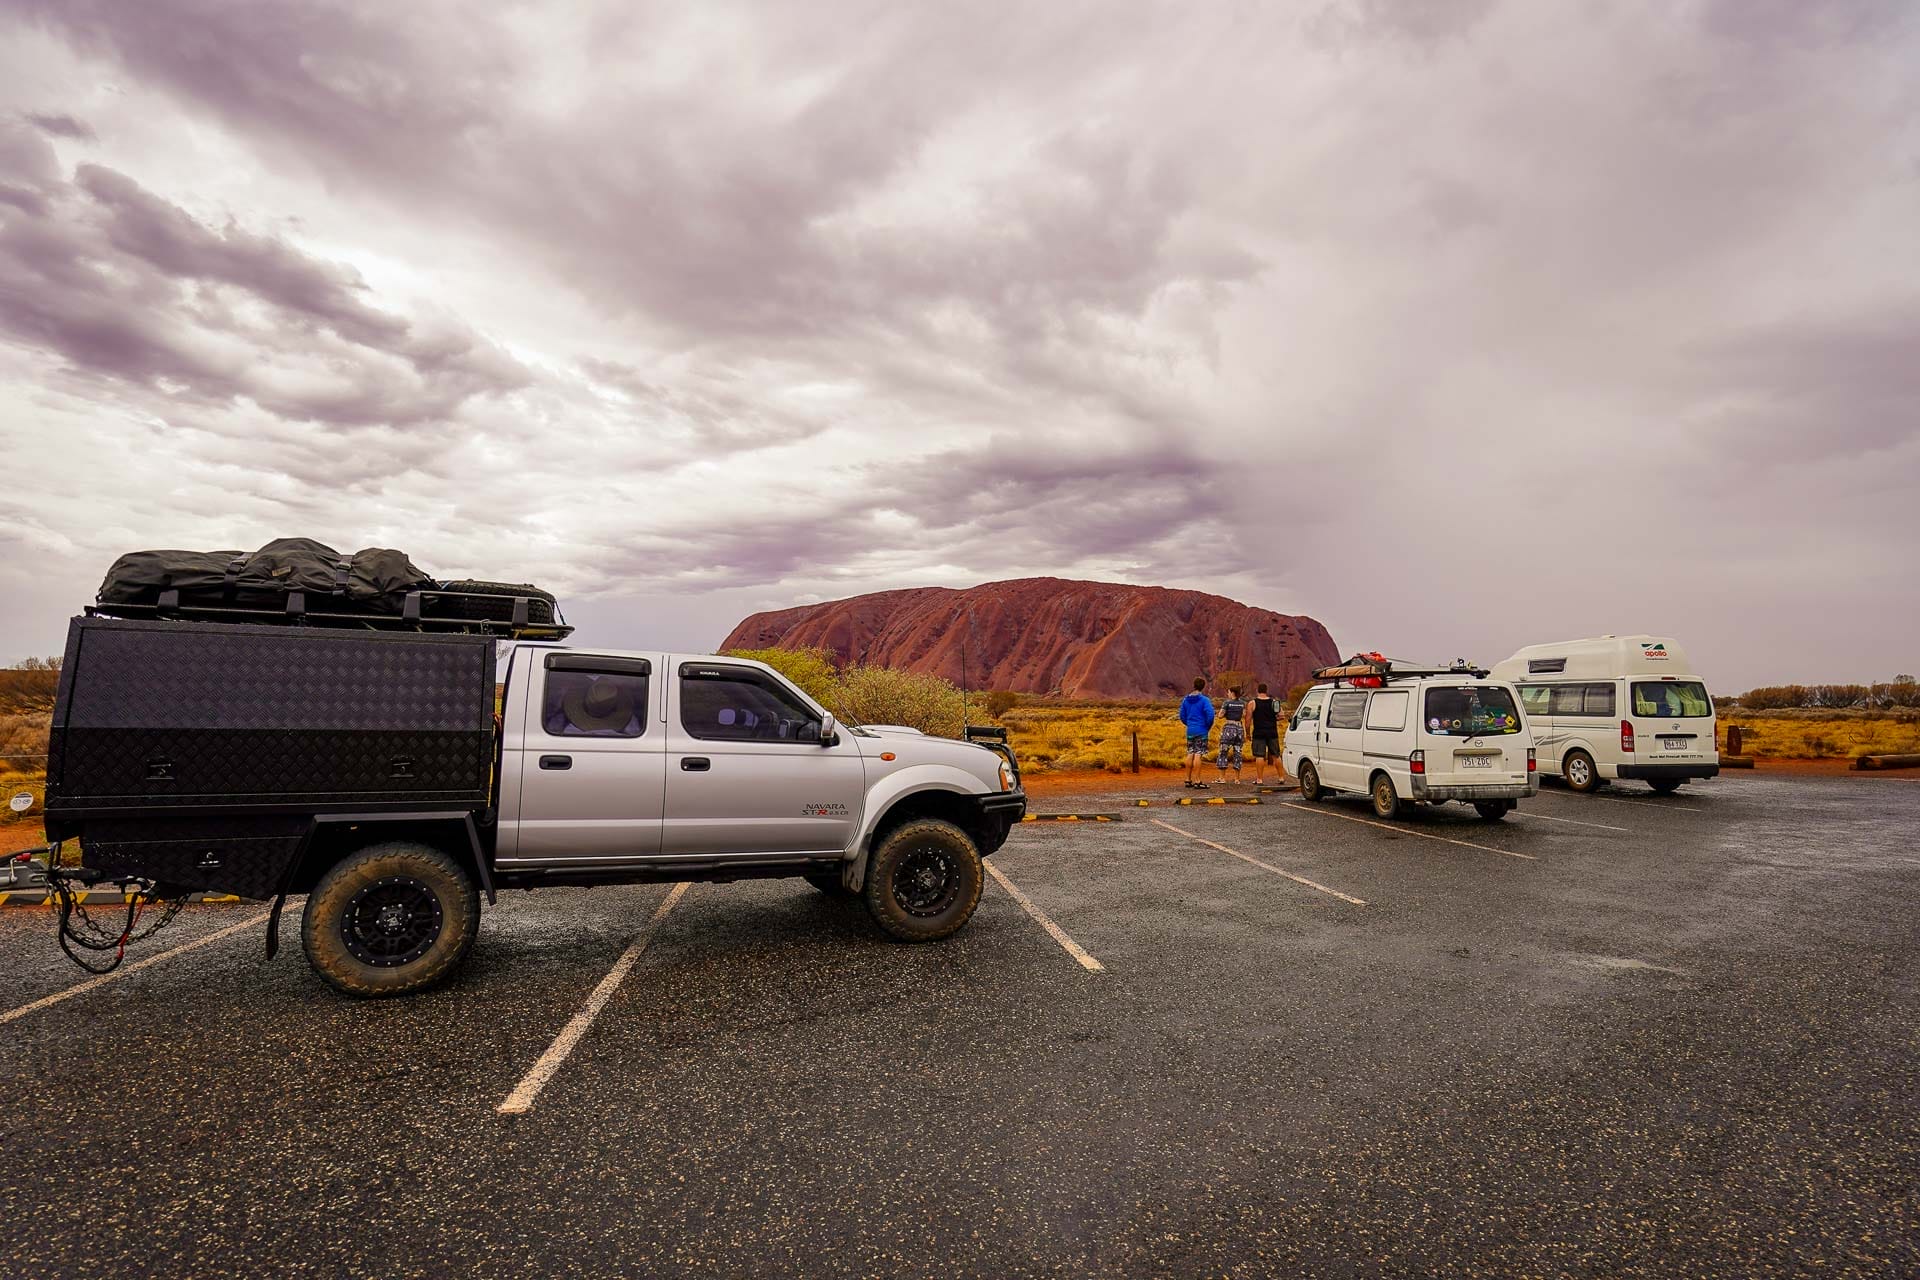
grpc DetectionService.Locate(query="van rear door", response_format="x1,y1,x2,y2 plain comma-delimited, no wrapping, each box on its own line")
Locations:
1628,678,1717,766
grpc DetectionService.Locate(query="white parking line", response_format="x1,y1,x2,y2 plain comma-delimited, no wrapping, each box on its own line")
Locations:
1282,803,1538,860
1150,819,1367,906
984,861,1105,972
1510,811,1631,833
498,882,688,1116
0,910,273,1026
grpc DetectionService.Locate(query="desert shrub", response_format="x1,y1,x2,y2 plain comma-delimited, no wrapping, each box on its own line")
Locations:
984,690,1020,718
831,665,966,736
721,646,840,706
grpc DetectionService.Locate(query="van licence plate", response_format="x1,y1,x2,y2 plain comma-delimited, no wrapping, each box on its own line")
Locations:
1457,756,1493,769
1660,736,1689,751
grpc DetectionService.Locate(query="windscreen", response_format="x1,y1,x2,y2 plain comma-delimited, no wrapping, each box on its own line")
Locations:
1423,686,1523,737
1631,681,1712,718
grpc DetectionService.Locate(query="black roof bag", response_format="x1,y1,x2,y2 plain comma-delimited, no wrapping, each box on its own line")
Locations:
98,538,434,615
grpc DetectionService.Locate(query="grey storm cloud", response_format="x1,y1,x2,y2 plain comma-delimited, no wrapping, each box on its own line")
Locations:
0,123,530,426
0,0,1916,689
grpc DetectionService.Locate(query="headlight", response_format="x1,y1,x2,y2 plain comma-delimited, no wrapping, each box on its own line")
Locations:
997,760,1014,791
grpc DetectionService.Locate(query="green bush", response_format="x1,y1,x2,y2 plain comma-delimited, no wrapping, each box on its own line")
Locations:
720,646,966,736
833,665,965,736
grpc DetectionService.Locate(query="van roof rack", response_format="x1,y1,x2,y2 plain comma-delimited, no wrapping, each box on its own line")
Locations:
1312,653,1489,686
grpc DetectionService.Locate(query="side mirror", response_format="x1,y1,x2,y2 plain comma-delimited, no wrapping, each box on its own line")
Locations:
818,713,838,746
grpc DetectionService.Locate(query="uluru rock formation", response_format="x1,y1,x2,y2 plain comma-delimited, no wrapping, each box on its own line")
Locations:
720,578,1340,700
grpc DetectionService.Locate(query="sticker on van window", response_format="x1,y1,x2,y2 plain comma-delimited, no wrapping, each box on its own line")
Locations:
1640,643,1670,660
1428,717,1441,730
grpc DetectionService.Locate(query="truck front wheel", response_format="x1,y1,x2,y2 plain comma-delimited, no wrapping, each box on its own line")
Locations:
302,841,479,998
864,819,983,943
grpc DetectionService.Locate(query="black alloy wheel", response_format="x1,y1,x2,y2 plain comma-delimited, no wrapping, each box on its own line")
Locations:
340,876,445,968
891,844,961,919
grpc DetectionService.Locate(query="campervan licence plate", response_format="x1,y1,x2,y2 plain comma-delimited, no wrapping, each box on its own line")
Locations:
1660,737,1689,751
1458,756,1493,769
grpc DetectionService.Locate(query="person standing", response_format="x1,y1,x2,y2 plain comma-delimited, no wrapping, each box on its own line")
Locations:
1247,682,1284,786
1178,676,1215,788
1216,686,1247,785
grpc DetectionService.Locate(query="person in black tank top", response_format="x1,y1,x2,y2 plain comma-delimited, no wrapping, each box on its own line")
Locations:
1247,682,1284,785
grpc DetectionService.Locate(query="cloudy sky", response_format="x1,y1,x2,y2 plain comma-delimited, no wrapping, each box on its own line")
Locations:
1,0,1915,691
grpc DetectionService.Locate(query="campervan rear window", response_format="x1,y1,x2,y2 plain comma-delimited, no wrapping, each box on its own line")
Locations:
1632,681,1711,718
1423,687,1523,736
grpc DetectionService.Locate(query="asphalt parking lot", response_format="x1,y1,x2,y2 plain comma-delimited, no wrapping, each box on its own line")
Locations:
2,772,1916,1278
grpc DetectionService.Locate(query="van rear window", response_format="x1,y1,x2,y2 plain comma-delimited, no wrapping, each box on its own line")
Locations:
1424,687,1523,736
1632,681,1711,718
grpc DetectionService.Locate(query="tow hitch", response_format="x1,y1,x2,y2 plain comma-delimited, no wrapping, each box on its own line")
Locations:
14,844,191,976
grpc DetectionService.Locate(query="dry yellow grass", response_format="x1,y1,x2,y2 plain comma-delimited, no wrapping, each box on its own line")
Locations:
995,700,1295,772
1721,710,1920,759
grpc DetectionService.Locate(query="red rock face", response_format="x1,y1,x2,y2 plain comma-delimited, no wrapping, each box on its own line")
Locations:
720,578,1340,700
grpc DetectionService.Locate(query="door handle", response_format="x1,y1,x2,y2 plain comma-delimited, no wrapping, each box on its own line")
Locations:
681,757,712,772
539,755,572,770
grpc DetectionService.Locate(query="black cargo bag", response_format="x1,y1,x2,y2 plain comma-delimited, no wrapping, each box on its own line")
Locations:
99,538,435,614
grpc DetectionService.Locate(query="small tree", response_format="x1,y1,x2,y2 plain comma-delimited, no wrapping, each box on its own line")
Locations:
984,690,1020,718
720,646,840,706
832,666,967,737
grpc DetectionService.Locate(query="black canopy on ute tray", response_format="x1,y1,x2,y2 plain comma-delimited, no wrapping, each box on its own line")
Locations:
91,537,570,639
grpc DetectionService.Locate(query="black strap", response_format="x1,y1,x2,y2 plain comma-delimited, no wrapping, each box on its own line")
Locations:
223,553,247,596
332,560,350,596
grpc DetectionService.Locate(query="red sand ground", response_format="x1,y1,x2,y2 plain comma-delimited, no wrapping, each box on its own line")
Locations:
3,758,1910,858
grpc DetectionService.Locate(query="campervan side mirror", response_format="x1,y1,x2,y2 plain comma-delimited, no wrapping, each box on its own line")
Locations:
818,713,839,746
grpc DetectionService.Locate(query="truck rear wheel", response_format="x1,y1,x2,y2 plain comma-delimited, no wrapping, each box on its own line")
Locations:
302,841,479,998
1563,750,1600,793
864,819,983,943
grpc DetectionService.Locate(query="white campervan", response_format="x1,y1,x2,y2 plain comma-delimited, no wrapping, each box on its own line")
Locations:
1284,659,1537,822
1490,636,1719,794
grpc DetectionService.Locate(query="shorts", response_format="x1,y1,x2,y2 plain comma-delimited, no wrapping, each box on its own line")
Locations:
1249,736,1280,761
1186,734,1209,753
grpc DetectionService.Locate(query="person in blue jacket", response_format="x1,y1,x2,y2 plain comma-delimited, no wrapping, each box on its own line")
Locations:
1178,676,1216,789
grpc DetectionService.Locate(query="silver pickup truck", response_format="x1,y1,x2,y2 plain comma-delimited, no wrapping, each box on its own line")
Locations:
40,618,1025,997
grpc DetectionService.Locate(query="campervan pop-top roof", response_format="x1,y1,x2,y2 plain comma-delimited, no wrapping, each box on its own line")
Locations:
1490,635,1700,683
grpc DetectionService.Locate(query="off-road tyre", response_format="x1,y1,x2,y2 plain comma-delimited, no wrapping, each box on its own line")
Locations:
1297,761,1324,802
1647,778,1683,795
302,841,479,998
1371,773,1400,820
864,818,984,943
1563,750,1600,794
1473,800,1513,821
804,872,857,897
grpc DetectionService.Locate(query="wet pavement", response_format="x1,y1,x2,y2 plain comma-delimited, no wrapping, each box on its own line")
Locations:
0,771,1915,1277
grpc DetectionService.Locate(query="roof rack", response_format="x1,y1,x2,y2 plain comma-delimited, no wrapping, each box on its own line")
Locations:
1311,653,1489,686
86,585,573,641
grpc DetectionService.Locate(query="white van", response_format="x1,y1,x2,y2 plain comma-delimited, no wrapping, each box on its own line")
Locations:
1284,660,1537,821
1489,635,1719,794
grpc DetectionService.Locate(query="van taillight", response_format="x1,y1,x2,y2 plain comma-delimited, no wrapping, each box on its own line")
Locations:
1409,750,1425,775
1621,720,1635,753
1527,748,1537,773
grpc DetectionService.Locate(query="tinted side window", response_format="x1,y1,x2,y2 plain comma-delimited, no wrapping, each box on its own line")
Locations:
680,666,822,743
1549,685,1586,716
1518,685,1551,717
542,670,648,738
1584,683,1615,717
1326,692,1368,730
